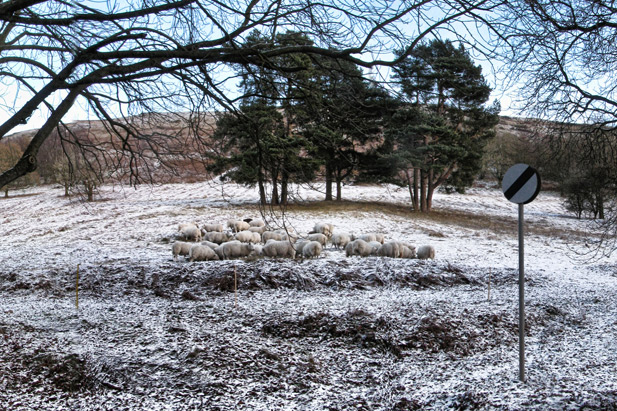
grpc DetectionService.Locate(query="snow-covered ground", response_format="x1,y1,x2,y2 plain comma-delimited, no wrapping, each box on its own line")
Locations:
1,180,616,410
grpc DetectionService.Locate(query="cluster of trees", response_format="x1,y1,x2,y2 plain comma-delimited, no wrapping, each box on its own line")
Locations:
2,1,617,242
209,35,499,211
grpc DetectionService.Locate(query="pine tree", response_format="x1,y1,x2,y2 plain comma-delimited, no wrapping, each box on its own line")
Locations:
385,39,500,212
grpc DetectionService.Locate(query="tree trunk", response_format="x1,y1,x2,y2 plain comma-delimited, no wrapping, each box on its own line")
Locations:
405,169,418,211
281,171,289,205
336,178,342,201
4,188,8,198
414,168,420,210
271,169,279,205
426,168,435,212
420,169,427,212
271,183,279,205
597,192,605,219
84,180,95,202
258,179,267,206
325,162,333,201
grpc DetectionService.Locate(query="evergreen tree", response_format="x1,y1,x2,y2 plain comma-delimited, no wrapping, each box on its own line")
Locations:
298,59,394,201
384,39,500,212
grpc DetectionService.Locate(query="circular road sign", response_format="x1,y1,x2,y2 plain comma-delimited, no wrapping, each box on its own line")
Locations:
502,164,541,204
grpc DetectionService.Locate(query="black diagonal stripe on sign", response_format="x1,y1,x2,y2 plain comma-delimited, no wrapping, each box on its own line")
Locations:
504,166,535,200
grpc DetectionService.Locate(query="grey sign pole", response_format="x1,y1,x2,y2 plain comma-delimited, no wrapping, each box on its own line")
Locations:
502,164,540,383
518,203,525,382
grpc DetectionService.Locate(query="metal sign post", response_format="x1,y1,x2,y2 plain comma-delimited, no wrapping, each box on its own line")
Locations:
502,164,541,383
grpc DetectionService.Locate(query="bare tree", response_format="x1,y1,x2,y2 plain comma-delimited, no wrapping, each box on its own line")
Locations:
483,0,617,255
0,0,497,190
484,1,617,126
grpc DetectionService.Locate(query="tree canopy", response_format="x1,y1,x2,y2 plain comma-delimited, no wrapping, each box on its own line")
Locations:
0,0,494,190
383,39,499,212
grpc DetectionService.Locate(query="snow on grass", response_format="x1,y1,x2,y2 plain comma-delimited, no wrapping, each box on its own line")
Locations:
1,180,617,410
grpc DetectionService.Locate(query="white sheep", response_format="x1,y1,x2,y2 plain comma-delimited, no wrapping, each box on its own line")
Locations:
214,241,254,260
201,223,224,233
311,222,334,239
181,226,202,242
302,241,323,259
251,244,264,257
262,231,285,242
234,230,261,244
178,222,198,232
263,240,296,259
367,241,382,255
200,240,219,250
378,241,400,258
356,233,377,243
294,240,310,257
249,219,265,227
227,220,251,233
172,241,192,260
307,233,327,247
203,231,233,244
346,239,372,257
416,245,435,260
399,244,416,259
345,241,354,257
189,244,220,261
331,232,351,249
248,226,267,234
274,229,298,243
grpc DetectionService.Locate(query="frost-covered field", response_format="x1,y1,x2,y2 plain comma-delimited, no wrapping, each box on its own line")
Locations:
1,180,617,410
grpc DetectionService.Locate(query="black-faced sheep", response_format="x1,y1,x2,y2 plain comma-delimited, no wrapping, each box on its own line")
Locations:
172,241,192,260
189,244,220,261
302,241,323,259
263,240,296,259
214,241,254,260
416,245,435,259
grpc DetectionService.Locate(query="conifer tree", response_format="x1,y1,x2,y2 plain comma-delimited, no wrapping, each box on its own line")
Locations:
384,39,500,212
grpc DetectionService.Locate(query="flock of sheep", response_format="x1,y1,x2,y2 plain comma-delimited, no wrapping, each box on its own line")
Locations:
172,219,436,262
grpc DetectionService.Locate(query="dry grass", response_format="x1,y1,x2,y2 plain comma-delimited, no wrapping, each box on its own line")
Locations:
261,199,590,240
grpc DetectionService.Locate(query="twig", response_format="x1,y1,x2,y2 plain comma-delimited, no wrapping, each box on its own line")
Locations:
234,264,237,308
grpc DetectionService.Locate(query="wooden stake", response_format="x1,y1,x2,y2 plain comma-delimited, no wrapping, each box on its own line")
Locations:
76,264,80,309
488,267,491,301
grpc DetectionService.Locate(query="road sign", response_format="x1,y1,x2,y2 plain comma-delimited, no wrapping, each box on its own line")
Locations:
502,164,541,204
502,163,541,383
